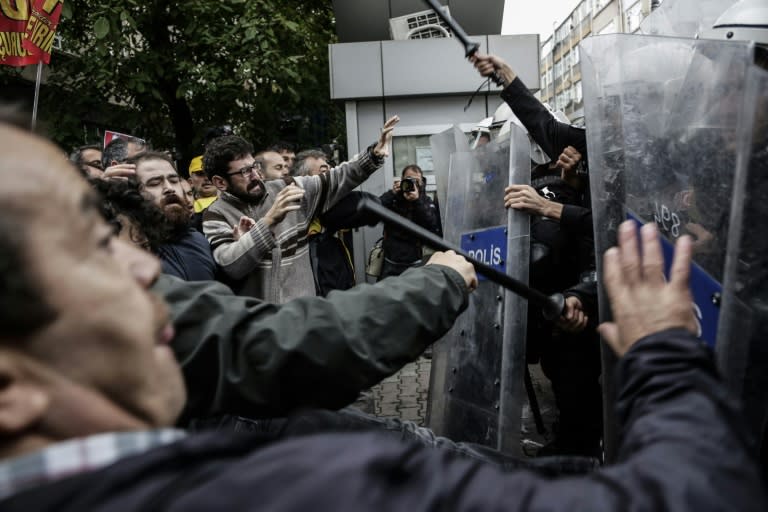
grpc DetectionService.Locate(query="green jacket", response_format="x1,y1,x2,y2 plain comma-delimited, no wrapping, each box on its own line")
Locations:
152,265,469,424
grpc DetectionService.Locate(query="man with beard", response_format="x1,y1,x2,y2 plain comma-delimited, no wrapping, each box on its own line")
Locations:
203,116,398,302
131,151,218,281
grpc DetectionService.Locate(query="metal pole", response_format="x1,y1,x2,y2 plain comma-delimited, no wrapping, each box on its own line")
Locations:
30,61,43,131
358,198,565,320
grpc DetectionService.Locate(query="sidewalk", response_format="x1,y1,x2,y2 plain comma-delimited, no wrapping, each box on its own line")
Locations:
357,357,557,455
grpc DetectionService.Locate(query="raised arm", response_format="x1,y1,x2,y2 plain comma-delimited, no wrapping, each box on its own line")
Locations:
156,251,476,423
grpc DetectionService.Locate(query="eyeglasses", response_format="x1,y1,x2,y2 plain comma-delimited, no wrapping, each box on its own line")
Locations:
227,162,262,178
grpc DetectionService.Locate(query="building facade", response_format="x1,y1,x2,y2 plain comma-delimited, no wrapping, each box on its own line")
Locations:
328,0,539,282
538,0,655,124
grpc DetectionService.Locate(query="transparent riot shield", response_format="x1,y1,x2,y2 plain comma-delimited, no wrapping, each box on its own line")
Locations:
717,63,768,461
580,33,755,460
430,126,471,228
426,124,530,453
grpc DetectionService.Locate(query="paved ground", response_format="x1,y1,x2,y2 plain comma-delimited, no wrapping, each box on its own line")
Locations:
354,356,558,457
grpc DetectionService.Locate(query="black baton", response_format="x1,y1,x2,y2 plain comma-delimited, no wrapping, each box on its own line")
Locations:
359,198,565,320
422,0,505,86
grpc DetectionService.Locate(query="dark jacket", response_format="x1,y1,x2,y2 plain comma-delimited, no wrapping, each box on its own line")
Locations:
153,264,469,423
501,77,587,163
379,190,441,264
309,191,381,296
157,228,217,282
3,329,764,511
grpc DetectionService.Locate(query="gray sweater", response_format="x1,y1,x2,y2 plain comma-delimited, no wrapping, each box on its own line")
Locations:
203,148,382,302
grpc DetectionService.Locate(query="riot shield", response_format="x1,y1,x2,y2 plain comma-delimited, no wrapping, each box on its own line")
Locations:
639,0,737,38
580,33,756,460
430,126,470,228
717,63,768,461
426,124,530,453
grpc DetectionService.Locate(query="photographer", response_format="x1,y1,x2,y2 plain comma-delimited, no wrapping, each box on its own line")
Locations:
379,164,442,280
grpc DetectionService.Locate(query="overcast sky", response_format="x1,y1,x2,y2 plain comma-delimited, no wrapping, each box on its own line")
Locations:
501,0,581,40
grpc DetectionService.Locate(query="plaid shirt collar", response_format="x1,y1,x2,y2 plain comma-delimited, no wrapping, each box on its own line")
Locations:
0,429,186,501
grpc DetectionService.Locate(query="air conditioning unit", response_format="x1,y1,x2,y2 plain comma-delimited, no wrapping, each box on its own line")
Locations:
389,7,453,40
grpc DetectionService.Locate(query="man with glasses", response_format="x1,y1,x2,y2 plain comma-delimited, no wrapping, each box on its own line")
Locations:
202,116,398,302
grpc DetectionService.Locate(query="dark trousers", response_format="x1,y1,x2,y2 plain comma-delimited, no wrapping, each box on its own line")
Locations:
191,407,598,476
539,329,603,456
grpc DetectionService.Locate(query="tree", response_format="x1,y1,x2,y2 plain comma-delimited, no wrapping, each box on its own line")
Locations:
3,0,342,164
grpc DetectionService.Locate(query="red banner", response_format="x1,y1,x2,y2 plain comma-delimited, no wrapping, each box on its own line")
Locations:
0,0,64,67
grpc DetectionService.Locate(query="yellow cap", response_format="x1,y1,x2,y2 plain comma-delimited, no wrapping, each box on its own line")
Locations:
188,155,204,173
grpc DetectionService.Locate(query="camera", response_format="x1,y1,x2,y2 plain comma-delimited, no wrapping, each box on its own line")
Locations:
400,177,420,194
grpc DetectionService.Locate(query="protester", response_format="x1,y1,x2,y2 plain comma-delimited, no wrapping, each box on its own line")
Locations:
91,177,170,252
101,136,147,179
131,151,218,281
268,141,297,173
202,116,399,302
187,156,219,214
294,149,330,176
254,150,291,180
0,118,764,510
69,144,103,178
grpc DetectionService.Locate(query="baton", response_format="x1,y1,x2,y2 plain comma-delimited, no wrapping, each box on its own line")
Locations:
422,0,505,86
358,198,565,321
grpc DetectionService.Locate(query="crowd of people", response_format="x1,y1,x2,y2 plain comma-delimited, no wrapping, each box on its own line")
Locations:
1,5,766,505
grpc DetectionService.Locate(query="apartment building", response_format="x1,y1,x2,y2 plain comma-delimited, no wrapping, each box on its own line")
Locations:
538,0,655,124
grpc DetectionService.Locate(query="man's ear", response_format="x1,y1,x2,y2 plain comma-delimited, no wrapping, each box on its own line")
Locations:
0,354,50,434
211,175,227,191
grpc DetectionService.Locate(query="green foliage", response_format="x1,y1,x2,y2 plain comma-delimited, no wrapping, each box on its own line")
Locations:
9,0,343,161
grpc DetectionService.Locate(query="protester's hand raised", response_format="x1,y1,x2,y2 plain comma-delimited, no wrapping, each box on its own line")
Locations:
373,116,400,158
426,250,478,293
264,185,304,227
233,216,256,241
599,221,698,357
102,163,136,180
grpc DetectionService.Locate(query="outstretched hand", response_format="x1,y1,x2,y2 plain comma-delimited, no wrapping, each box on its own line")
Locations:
373,116,400,158
599,221,698,357
426,250,478,293
102,163,136,180
233,216,256,241
264,185,304,227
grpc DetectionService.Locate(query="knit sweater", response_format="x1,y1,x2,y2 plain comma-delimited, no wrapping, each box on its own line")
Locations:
203,148,383,302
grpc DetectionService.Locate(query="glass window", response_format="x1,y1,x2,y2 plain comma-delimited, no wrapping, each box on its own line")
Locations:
598,20,616,35
626,1,643,33
392,135,436,192
572,45,580,64
575,81,583,102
